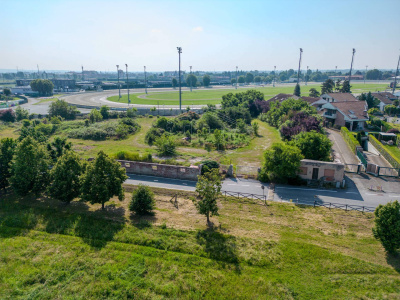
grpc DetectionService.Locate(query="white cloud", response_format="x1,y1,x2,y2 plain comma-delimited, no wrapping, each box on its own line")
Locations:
151,29,162,34
192,26,203,32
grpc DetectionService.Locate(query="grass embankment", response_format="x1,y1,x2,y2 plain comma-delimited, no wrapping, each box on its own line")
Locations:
107,83,389,106
33,94,64,105
0,188,399,299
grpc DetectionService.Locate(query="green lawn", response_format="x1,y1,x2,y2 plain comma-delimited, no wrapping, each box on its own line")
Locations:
33,94,64,105
382,144,400,163
107,83,389,106
0,188,399,299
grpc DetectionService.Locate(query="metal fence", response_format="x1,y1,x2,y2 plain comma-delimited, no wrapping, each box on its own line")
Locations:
221,190,375,213
344,164,361,173
378,167,400,177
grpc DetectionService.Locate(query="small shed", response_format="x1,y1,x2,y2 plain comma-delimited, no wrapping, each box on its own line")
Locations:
378,132,397,144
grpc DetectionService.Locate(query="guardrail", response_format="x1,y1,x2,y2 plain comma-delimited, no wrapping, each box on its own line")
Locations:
222,190,375,213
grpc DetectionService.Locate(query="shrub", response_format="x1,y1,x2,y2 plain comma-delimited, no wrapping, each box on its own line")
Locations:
114,151,152,162
0,109,16,122
89,109,103,123
373,201,400,254
48,99,78,120
100,105,110,119
201,160,219,175
387,128,400,134
155,134,176,156
341,127,360,152
129,184,155,215
145,127,164,146
15,106,29,121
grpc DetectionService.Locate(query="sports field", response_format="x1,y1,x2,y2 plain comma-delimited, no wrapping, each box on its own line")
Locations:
107,83,390,106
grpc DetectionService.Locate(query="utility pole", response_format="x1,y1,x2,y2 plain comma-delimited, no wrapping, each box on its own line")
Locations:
190,66,192,92
392,53,400,95
364,65,368,84
335,66,337,74
349,48,356,86
273,66,276,87
116,65,121,99
37,64,40,79
305,66,309,85
81,65,84,81
235,66,238,89
144,66,147,94
177,47,182,112
125,64,130,107
297,48,303,84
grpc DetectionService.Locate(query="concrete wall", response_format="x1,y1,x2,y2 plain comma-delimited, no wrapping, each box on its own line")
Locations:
299,159,344,183
118,160,201,181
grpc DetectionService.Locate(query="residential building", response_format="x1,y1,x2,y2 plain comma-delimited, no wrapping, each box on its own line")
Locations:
321,100,368,131
312,93,359,110
371,92,398,111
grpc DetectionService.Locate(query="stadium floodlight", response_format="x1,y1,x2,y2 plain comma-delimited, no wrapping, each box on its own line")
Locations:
177,47,182,112
364,65,368,84
190,66,192,92
81,65,84,81
116,65,121,99
144,66,147,94
125,64,130,107
297,48,303,84
349,48,356,86
235,66,238,89
393,52,400,94
273,66,276,87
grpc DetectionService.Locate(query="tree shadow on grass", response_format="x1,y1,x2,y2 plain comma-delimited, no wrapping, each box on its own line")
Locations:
386,252,400,273
196,228,241,273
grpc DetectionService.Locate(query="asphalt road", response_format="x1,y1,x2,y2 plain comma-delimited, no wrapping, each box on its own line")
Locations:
126,173,399,209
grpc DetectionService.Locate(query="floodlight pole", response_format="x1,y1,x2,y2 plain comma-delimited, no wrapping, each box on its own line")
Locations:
364,65,368,84
125,64,130,107
305,66,309,85
144,66,147,94
177,47,182,112
335,66,337,74
81,65,84,81
297,48,303,84
393,53,400,95
235,66,238,89
273,66,276,87
190,66,192,92
349,48,356,86
116,65,121,99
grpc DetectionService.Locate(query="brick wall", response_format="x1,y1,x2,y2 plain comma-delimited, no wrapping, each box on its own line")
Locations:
118,160,201,181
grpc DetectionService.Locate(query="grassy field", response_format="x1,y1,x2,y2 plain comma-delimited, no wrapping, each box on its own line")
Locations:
107,83,390,106
0,187,399,299
32,94,64,105
0,117,279,167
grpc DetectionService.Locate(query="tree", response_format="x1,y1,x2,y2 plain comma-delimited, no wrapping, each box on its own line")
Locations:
129,184,155,215
186,74,197,87
335,79,342,92
231,78,236,84
155,134,176,156
99,105,110,119
48,99,79,120
245,72,254,84
373,201,400,254
3,88,11,97
367,108,380,116
254,76,261,83
320,79,335,94
10,136,50,196
393,99,399,107
48,150,85,204
238,75,245,84
291,131,332,161
203,75,211,87
213,129,224,150
0,138,16,190
30,79,54,96
384,105,399,116
340,80,351,93
194,169,221,224
89,108,103,123
293,83,301,96
360,92,379,109
126,107,138,118
15,106,29,121
309,88,320,98
259,143,304,181
0,109,16,122
80,151,127,209
47,137,72,161
172,77,178,88
366,69,382,80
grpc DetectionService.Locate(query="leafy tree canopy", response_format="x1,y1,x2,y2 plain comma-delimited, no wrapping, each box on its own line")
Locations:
373,201,400,254
129,184,155,215
0,138,17,190
30,79,54,96
291,131,332,161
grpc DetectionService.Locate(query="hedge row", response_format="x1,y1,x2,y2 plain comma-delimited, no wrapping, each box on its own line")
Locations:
369,135,400,169
341,127,360,153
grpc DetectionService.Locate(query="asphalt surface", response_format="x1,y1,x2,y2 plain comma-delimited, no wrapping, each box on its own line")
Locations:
126,173,399,209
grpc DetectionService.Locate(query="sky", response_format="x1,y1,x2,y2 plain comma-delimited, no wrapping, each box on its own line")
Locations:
1,0,399,72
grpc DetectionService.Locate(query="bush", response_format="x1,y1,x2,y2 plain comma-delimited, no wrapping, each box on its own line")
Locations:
48,99,79,120
0,109,16,122
373,201,400,254
89,109,103,123
341,127,360,152
145,127,164,146
15,106,29,121
114,151,152,162
155,134,176,156
201,160,220,174
129,184,155,215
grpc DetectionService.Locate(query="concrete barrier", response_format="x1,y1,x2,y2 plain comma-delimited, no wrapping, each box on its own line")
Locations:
118,160,201,181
